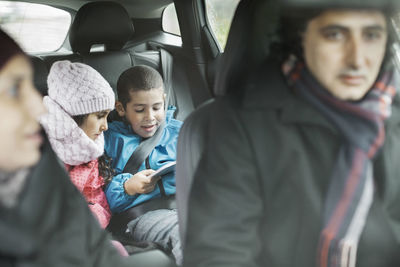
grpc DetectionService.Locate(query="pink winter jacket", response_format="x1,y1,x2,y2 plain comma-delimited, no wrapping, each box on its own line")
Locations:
65,159,111,229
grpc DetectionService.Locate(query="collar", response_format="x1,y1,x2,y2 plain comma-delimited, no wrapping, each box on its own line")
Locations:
40,97,104,165
241,60,400,136
241,60,339,135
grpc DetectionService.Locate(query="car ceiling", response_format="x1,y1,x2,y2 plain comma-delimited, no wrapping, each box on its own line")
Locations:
9,0,174,18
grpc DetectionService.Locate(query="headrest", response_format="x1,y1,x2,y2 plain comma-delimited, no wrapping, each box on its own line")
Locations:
214,0,253,96
69,1,134,54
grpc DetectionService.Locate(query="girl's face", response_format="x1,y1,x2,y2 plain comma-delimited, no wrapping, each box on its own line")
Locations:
116,87,165,138
0,55,46,171
79,110,111,141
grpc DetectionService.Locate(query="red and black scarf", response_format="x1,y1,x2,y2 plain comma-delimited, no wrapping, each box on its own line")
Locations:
283,56,398,267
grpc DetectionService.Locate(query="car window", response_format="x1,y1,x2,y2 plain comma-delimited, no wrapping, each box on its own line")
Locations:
205,0,240,51
0,1,71,53
390,15,400,70
163,3,181,36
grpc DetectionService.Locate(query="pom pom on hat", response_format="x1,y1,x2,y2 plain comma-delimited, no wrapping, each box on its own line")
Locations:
47,60,115,116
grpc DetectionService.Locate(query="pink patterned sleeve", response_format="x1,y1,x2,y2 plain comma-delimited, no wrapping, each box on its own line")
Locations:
89,202,112,229
67,162,112,229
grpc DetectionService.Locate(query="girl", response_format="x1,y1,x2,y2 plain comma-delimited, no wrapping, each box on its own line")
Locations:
40,60,127,256
0,28,140,266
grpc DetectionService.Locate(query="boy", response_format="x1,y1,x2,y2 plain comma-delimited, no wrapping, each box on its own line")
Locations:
104,65,182,265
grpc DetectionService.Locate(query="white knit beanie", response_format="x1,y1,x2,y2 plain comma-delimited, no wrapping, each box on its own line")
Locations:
40,60,114,165
47,60,115,116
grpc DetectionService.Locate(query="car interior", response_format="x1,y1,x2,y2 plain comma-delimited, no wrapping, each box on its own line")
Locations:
0,0,241,264
29,0,208,122
3,0,400,265
175,0,255,245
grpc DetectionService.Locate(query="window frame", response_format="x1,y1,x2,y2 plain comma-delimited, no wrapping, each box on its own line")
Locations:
162,3,181,37
202,0,240,52
0,1,73,54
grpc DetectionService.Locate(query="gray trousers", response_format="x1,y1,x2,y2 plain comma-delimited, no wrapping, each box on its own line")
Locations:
126,209,182,265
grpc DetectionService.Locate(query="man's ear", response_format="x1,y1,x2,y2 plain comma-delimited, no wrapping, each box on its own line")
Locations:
115,101,126,117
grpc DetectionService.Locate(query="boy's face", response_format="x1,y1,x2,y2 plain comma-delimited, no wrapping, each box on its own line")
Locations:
302,9,387,101
116,87,165,138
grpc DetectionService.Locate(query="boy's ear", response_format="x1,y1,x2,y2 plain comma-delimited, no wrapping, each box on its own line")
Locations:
115,101,126,117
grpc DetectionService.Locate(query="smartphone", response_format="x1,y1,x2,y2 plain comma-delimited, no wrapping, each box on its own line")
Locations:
148,161,176,183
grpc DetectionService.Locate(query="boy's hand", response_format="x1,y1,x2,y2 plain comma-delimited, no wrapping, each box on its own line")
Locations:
124,169,158,195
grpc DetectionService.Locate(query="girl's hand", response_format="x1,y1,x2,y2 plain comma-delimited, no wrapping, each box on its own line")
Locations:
123,169,157,195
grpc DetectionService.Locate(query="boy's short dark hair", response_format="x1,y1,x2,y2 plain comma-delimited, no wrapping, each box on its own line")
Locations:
117,65,164,107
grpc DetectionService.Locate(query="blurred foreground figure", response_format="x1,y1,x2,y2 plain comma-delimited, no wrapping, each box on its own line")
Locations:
0,28,174,267
184,0,400,266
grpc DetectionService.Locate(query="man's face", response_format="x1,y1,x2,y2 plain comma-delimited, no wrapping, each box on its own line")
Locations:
302,10,388,101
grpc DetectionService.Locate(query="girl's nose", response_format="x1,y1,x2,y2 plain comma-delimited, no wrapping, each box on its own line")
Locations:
100,119,108,132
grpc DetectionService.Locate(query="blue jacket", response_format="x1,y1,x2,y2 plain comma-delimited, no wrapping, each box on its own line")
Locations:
104,108,182,213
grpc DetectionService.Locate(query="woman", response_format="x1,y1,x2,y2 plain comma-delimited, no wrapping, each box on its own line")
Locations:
0,28,173,267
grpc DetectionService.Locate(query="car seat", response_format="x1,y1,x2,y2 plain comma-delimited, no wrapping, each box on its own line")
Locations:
175,0,266,246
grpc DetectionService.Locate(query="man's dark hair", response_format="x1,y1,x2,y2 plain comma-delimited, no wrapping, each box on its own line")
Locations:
117,65,164,108
277,9,321,60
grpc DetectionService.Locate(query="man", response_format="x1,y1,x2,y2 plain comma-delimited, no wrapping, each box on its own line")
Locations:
183,1,400,266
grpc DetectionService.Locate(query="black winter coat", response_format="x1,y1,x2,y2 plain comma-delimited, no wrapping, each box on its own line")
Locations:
0,140,173,267
184,61,400,267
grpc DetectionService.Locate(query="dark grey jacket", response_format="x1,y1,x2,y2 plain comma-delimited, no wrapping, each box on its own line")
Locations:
184,61,400,267
0,139,174,267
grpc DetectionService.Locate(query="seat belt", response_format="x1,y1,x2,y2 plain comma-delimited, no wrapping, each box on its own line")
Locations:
122,47,174,174
160,47,175,109
122,121,166,175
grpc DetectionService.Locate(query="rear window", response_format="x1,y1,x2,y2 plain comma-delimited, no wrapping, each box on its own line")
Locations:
205,0,240,51
0,1,71,53
162,3,181,36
